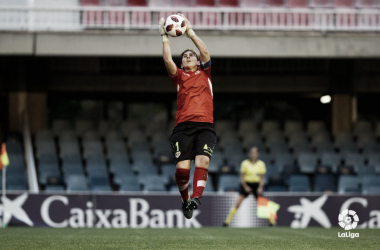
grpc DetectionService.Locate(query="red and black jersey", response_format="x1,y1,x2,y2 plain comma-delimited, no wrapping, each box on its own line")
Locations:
169,61,213,127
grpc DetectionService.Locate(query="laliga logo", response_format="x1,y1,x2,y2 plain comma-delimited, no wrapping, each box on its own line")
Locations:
338,209,359,230
338,209,360,238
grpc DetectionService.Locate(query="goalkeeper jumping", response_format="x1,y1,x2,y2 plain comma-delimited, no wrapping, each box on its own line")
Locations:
159,14,216,219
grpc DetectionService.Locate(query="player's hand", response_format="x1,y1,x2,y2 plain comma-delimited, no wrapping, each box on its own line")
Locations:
177,13,195,38
257,187,263,196
244,186,252,193
159,17,169,42
159,17,166,36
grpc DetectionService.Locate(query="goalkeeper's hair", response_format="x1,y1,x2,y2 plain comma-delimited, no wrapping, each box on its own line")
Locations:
178,49,200,68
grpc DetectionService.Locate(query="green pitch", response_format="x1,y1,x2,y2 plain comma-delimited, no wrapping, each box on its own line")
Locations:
0,227,378,250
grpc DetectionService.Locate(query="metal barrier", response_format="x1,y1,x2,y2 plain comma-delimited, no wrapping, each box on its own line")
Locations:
0,6,379,31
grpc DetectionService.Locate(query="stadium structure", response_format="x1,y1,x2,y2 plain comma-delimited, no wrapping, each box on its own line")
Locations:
0,0,379,230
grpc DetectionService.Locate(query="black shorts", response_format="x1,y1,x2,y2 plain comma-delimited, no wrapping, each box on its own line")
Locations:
170,122,217,165
239,182,259,198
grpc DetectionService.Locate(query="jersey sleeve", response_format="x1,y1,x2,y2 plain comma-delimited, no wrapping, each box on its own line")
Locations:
169,67,182,88
200,59,211,78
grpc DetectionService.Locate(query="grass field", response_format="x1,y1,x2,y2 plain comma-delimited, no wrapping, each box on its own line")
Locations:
0,227,378,250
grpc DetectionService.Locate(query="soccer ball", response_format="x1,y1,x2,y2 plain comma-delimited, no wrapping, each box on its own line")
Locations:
164,15,186,37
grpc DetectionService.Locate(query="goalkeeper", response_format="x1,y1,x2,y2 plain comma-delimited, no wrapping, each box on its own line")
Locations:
159,14,216,219
223,147,266,226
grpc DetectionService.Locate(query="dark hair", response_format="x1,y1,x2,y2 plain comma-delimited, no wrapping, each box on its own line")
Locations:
177,49,200,68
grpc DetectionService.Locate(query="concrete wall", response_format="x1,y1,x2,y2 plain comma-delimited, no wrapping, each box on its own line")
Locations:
1,31,380,57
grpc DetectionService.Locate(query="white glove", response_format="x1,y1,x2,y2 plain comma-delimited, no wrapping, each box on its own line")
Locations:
159,17,169,42
178,13,195,38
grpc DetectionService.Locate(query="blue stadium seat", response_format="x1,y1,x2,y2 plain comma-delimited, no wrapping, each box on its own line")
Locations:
217,174,240,192
339,142,359,155
62,162,85,176
110,162,133,175
38,154,59,169
45,185,65,192
353,120,373,137
273,153,294,172
39,170,60,185
288,175,310,192
337,165,355,176
284,120,304,137
59,141,81,158
35,141,56,158
334,131,353,148
362,142,380,156
315,142,335,155
6,141,23,155
7,174,27,188
58,130,77,142
320,153,341,173
297,153,317,174
134,163,158,175
288,132,308,148
368,153,380,173
98,120,120,137
357,133,376,148
107,141,128,158
161,164,174,178
361,176,380,194
52,119,71,136
238,120,258,137
66,174,89,191
281,164,300,185
268,142,289,155
35,129,54,144
75,120,94,136
343,153,365,172
266,185,287,192
113,173,137,186
264,164,280,185
266,131,285,146
293,142,313,156
338,176,360,193
311,131,331,147
82,130,100,142
261,120,280,136
83,141,103,158
307,121,326,136
314,174,336,192
118,175,141,191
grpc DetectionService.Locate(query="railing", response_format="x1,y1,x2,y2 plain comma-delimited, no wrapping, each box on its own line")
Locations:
0,6,379,31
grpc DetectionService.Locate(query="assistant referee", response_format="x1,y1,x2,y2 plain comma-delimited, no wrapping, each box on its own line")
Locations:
223,146,266,226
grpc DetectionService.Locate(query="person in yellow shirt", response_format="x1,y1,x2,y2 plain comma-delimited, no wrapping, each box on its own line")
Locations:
223,146,266,227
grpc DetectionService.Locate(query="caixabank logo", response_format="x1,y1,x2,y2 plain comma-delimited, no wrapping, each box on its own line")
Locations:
338,209,360,238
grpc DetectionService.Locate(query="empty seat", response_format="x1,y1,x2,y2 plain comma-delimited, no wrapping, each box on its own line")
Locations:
109,153,130,166
217,174,240,192
58,130,77,142
320,153,341,172
35,141,56,158
266,185,287,192
62,162,85,176
288,132,309,148
238,120,258,137
357,166,377,181
273,153,294,172
82,130,100,142
98,120,120,137
5,141,23,155
39,171,60,186
264,164,280,185
307,121,326,136
52,119,71,135
66,175,89,191
268,142,289,155
362,142,380,156
311,131,331,146
89,175,110,189
343,153,365,171
106,141,127,157
215,120,234,136
314,174,336,192
75,120,94,136
281,164,300,185
284,121,304,137
368,153,380,172
83,141,104,158
357,133,376,148
134,163,158,175
131,151,153,164
298,153,318,174
334,131,353,148
266,131,286,147
353,120,373,136
338,176,360,193
118,175,141,191
293,142,313,156
35,129,54,144
289,175,310,192
138,174,168,188
339,142,359,154
315,142,335,155
7,174,27,187
38,154,59,169
261,121,280,136
362,176,380,194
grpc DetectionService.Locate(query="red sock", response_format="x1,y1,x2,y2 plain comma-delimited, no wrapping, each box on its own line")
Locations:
192,167,208,199
175,168,190,202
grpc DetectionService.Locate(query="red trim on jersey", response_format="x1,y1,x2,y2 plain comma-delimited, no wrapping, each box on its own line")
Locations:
169,66,213,127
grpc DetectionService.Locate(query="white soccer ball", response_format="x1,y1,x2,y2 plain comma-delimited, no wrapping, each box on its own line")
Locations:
164,15,186,37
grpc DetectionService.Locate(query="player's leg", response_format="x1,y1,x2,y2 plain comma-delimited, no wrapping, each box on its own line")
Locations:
187,130,216,210
223,184,249,227
170,129,195,219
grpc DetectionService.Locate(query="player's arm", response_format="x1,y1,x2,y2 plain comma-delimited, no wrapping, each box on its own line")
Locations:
159,18,177,76
240,173,251,193
178,14,210,64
